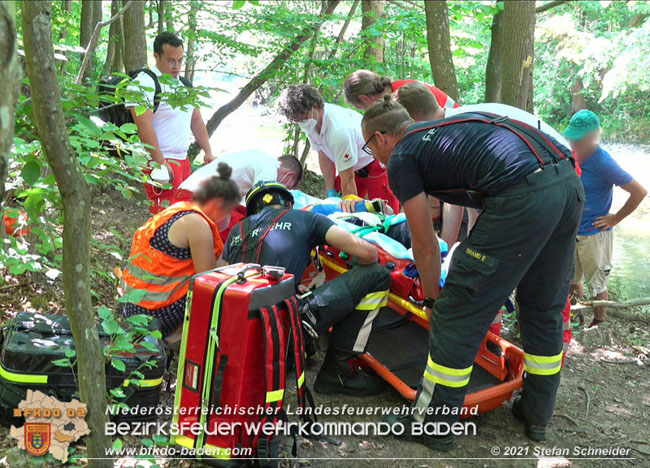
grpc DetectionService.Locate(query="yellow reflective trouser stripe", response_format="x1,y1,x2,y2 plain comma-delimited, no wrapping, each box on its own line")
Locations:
297,371,305,388
355,291,389,311
266,389,284,403
423,355,472,388
524,352,563,375
0,364,47,384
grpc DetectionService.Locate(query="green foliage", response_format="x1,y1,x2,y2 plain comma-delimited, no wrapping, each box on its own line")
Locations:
534,2,650,142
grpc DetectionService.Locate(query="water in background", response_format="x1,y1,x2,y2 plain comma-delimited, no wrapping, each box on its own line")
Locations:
603,143,650,300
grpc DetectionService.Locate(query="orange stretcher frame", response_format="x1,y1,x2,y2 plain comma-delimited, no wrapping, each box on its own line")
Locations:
303,252,525,419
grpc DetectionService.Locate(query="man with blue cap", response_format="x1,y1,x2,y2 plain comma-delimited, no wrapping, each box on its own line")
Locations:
565,110,647,328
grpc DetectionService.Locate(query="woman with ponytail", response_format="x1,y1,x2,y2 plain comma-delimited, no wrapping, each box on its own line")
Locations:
120,162,241,343
343,69,459,111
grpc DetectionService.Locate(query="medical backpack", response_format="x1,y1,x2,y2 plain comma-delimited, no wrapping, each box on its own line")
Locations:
0,312,166,425
172,263,314,466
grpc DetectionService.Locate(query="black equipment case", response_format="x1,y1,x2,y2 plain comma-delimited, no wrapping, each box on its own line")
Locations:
0,312,166,425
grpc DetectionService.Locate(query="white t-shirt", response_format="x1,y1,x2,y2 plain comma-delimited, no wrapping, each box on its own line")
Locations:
445,103,571,151
179,149,279,198
126,67,194,160
304,103,374,173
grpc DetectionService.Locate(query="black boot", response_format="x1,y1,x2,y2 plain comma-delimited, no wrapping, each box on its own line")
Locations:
382,414,455,452
511,395,547,441
314,348,386,397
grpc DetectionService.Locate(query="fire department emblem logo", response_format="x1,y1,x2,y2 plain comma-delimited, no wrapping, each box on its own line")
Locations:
24,422,51,456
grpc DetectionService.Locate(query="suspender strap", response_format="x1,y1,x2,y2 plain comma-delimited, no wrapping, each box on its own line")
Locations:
473,112,568,163
237,209,290,264
403,112,570,168
253,306,286,451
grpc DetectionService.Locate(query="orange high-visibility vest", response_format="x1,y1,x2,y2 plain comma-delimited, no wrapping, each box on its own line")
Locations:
121,202,223,310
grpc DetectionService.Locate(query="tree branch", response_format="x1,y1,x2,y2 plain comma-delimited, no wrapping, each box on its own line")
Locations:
535,0,569,14
188,0,341,159
571,297,650,311
76,0,134,84
386,0,421,11
328,0,359,60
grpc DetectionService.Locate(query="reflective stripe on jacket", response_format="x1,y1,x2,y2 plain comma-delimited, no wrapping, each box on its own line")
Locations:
121,202,223,310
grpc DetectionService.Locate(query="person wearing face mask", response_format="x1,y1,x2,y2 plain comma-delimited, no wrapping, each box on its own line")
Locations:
120,163,240,344
175,149,303,241
126,32,214,214
279,84,399,213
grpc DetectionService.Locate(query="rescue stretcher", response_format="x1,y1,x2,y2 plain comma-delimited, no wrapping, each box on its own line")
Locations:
294,192,525,417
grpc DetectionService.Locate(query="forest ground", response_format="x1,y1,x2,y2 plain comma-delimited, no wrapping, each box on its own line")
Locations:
0,174,649,468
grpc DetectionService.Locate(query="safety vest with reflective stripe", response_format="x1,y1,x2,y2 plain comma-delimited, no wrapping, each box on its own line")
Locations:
121,202,223,310
392,80,460,110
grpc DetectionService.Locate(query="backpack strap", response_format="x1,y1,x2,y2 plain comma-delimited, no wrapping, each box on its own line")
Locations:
179,76,194,88
129,68,163,113
237,209,290,264
252,305,287,454
285,296,316,424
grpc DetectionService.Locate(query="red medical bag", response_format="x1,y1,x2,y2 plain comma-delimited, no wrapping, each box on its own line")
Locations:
172,263,311,466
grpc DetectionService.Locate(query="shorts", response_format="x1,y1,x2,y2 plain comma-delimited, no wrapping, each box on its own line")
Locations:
571,229,613,296
144,157,191,214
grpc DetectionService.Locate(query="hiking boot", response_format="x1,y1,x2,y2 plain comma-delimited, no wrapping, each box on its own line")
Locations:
313,348,386,397
511,395,547,441
382,414,455,452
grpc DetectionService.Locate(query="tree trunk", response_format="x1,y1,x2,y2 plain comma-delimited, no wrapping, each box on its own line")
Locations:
424,0,459,102
571,77,587,114
361,0,384,64
188,0,341,159
165,0,173,32
103,0,120,74
58,0,72,42
501,0,536,111
80,0,94,50
21,3,112,468
157,0,164,33
80,0,102,81
122,0,147,70
484,1,504,102
184,0,198,82
117,9,127,72
0,2,21,205
147,0,154,28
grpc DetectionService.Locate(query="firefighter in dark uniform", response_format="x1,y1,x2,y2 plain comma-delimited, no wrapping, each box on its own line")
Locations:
361,97,584,449
219,181,392,397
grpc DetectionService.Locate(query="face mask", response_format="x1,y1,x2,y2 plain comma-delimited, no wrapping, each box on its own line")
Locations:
278,172,294,188
298,118,317,134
